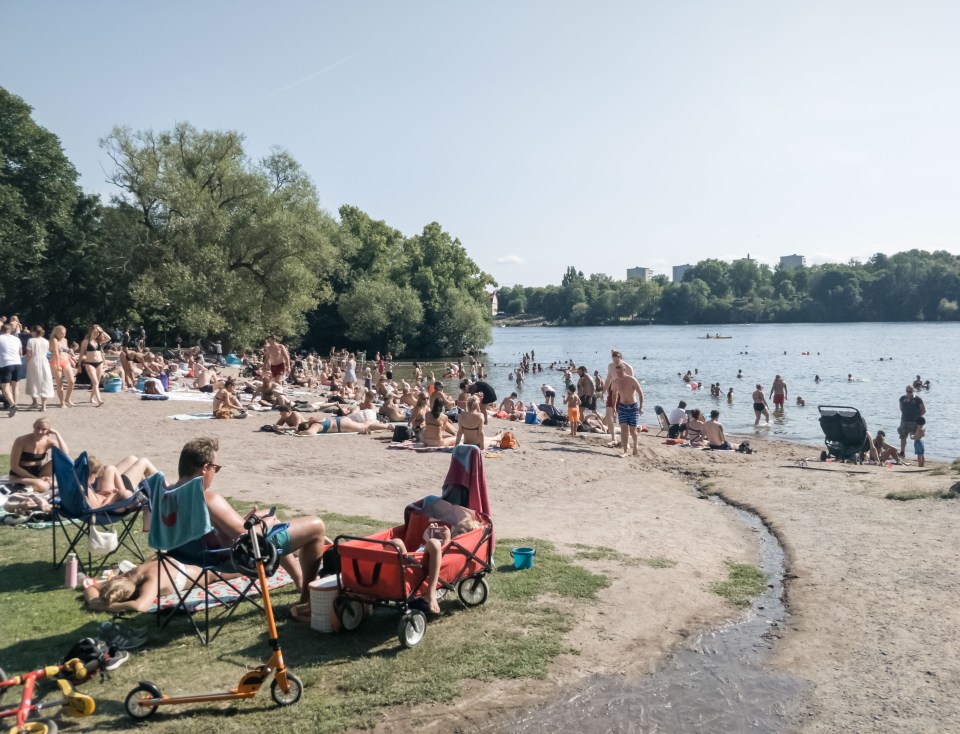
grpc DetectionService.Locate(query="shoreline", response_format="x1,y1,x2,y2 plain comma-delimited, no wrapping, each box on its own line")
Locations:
2,392,957,732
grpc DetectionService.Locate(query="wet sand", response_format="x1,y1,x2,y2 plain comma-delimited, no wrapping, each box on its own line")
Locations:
2,390,957,732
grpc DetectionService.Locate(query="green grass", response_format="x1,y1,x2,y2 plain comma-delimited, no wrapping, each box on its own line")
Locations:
886,485,960,501
0,516,606,733
952,458,960,474
710,561,766,607
573,543,677,569
0,453,9,477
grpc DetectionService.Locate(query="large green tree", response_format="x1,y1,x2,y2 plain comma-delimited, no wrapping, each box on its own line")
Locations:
101,125,336,347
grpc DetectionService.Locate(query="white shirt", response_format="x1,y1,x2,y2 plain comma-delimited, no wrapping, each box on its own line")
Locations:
0,334,22,368
668,407,687,425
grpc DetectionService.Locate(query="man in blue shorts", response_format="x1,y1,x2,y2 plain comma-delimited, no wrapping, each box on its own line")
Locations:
608,364,644,457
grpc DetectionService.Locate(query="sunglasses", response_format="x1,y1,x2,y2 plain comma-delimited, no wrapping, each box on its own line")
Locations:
206,463,223,473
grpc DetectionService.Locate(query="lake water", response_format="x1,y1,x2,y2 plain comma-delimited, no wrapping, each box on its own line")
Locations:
474,323,956,460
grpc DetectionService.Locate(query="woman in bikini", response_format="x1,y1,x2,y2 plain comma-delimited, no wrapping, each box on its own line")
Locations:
213,378,248,419
85,454,158,509
79,324,111,406
9,418,70,492
422,397,457,447
685,409,706,447
455,396,490,448
49,325,76,407
83,556,222,613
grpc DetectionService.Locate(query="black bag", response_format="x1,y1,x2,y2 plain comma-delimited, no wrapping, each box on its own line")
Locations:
736,441,753,454
392,425,413,442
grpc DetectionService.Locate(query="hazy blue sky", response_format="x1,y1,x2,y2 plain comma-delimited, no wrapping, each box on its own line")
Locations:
3,1,959,286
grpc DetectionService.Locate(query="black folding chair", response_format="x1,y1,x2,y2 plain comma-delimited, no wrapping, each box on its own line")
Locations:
145,475,264,645
51,447,146,576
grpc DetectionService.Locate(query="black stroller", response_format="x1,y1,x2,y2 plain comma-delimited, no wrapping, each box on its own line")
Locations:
817,405,869,463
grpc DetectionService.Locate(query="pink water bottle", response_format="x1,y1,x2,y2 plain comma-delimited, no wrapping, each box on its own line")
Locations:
64,553,79,589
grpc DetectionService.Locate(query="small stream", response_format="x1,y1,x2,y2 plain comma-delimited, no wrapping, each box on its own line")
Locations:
485,499,810,733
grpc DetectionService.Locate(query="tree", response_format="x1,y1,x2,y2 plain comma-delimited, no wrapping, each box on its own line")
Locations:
101,125,337,348
337,278,423,353
0,87,101,321
686,259,730,298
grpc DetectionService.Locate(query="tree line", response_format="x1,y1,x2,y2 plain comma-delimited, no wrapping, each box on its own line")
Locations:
498,252,960,325
0,87,494,355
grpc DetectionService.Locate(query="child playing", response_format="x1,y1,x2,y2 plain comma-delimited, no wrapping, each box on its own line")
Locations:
564,384,581,437
911,416,926,467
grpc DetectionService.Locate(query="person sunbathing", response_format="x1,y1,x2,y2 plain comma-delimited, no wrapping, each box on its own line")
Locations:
83,556,233,613
422,399,457,447
213,378,248,419
455,397,490,448
378,394,407,423
9,418,69,492
873,431,904,464
86,454,157,509
295,413,393,435
388,515,483,614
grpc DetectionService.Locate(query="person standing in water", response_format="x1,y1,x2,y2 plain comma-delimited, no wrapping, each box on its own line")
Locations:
752,384,770,425
769,375,788,412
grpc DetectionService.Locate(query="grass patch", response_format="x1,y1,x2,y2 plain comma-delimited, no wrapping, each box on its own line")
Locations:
0,519,606,733
573,544,676,569
886,485,960,501
695,480,720,497
710,561,766,607
952,458,960,474
0,453,9,477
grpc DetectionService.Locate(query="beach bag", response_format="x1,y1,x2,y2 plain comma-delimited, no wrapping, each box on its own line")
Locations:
524,409,540,425
89,525,118,556
500,431,517,449
392,425,413,442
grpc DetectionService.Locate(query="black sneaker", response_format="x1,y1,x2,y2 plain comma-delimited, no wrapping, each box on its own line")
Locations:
104,650,130,671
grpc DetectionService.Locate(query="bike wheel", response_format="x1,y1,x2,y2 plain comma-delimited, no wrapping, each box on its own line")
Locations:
13,720,58,734
124,682,162,720
457,576,489,607
271,672,303,706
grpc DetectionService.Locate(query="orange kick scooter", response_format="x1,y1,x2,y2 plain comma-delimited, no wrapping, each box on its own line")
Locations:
124,510,303,719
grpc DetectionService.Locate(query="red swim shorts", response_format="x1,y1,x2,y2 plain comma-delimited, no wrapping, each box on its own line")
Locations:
270,363,284,378
773,395,784,406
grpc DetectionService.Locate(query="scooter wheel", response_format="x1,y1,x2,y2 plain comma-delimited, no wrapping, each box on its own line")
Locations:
398,610,427,648
271,672,303,706
125,682,162,720
457,576,489,607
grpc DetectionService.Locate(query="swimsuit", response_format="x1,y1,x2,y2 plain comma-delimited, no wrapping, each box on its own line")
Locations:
318,416,342,433
772,394,785,406
617,402,640,427
270,363,284,378
19,449,47,477
753,402,765,412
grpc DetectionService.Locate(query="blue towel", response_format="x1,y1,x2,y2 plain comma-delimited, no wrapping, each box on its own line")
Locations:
147,474,212,551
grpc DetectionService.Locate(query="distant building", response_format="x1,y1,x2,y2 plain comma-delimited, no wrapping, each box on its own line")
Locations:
627,267,655,281
672,264,692,283
489,290,499,315
779,254,806,270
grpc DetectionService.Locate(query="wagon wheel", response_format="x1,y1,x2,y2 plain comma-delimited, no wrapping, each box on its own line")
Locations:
457,577,489,607
335,597,365,631
397,610,427,648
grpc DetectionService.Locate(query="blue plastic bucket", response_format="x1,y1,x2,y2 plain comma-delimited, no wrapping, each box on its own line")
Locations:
102,377,122,393
511,547,536,570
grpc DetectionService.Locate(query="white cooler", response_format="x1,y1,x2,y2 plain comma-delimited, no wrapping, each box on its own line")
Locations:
309,575,340,633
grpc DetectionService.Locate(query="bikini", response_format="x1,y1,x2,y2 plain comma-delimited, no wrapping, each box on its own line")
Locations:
83,341,103,369
19,448,48,477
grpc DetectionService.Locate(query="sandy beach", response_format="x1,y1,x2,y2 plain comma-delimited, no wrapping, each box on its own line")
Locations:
2,388,958,733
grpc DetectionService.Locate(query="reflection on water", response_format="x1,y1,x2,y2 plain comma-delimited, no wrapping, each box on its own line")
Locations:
484,501,810,734
481,323,956,458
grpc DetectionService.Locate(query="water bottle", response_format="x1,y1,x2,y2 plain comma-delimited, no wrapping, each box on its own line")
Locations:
64,553,79,589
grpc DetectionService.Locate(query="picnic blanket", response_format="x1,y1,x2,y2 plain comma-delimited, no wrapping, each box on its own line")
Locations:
147,567,294,613
170,413,214,421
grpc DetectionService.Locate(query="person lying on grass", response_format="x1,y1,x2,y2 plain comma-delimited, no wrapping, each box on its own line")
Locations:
83,556,238,613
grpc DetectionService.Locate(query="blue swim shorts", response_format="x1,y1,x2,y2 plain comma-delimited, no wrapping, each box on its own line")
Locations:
266,523,293,555
617,402,640,427
913,439,925,456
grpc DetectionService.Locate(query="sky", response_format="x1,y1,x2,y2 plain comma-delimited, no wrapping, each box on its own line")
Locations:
3,1,960,287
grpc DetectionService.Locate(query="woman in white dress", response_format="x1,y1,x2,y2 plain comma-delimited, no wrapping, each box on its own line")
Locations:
25,325,55,411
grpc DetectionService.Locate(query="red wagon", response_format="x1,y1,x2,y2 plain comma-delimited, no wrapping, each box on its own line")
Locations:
334,446,495,647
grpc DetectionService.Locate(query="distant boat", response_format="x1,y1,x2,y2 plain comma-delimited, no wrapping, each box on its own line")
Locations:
698,334,732,339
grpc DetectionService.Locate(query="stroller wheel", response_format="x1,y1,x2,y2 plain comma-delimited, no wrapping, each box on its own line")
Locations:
398,610,427,648
271,672,303,706
820,451,828,462
335,598,365,631
457,577,489,607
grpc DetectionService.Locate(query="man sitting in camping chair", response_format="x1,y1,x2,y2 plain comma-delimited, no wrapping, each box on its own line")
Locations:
167,437,328,614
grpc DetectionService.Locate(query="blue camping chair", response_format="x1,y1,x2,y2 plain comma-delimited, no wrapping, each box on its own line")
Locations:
145,474,264,645
51,447,147,577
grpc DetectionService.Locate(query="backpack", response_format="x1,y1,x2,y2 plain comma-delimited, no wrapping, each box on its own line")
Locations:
392,425,413,442
736,441,753,454
500,431,517,449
